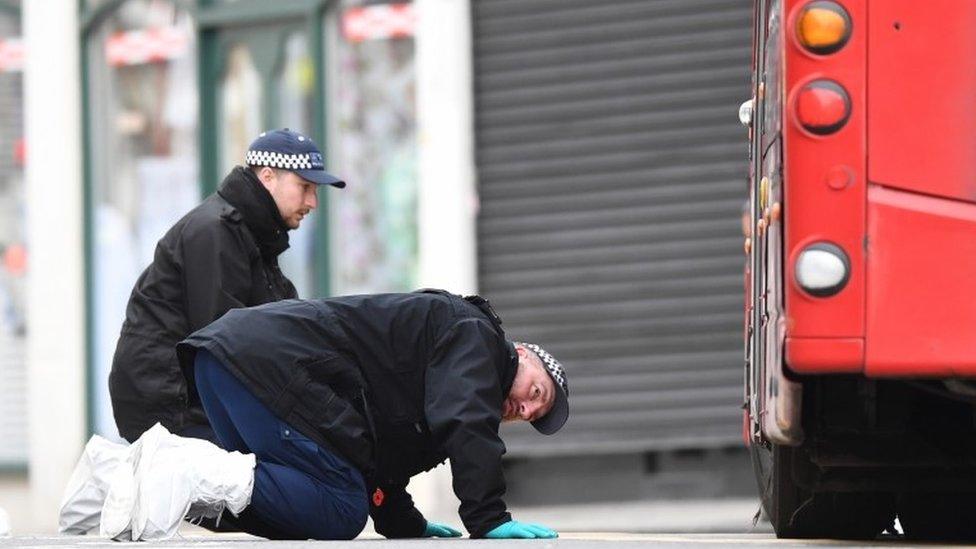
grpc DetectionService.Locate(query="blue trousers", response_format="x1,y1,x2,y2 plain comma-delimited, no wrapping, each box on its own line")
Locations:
194,349,368,540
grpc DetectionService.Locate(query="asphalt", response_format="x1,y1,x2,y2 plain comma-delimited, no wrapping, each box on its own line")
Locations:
506,499,766,534
0,533,962,548
2,533,758,548
0,498,780,547
0,501,961,549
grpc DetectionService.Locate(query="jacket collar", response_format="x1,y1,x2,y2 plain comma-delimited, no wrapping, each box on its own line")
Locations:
217,166,291,259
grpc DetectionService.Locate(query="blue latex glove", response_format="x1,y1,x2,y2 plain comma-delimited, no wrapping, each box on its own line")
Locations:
484,520,558,539
423,520,463,538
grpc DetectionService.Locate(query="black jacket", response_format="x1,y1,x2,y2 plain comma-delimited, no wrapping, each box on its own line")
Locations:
109,167,297,442
176,291,519,538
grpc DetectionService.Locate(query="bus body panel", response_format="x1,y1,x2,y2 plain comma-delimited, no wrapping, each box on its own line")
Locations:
785,337,863,373
864,185,976,376
868,0,976,205
781,0,867,372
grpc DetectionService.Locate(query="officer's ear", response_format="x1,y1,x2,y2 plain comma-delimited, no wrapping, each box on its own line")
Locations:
514,344,530,369
252,166,278,191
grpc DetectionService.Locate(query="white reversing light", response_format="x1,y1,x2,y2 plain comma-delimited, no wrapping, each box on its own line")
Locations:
795,243,849,297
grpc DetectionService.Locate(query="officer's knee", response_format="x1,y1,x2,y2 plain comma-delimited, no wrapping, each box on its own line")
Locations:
339,497,368,540
306,495,367,540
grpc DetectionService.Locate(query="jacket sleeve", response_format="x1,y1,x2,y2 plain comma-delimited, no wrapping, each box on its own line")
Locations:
424,318,512,538
180,220,254,332
369,478,427,538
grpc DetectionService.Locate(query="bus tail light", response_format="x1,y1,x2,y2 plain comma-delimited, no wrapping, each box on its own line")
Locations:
797,1,851,55
796,80,850,135
795,243,849,297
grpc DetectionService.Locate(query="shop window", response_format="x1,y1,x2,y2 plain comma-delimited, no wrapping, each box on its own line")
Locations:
86,0,199,439
220,43,262,177
0,8,26,465
328,1,418,294
276,32,316,297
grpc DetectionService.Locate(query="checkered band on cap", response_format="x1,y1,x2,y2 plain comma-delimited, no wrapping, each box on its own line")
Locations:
245,150,322,170
516,342,568,396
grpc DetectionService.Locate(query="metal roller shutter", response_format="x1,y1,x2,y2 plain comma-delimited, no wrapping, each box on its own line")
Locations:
473,0,753,456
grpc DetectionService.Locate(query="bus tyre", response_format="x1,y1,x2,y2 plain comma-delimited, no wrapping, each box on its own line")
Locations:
751,442,895,539
898,493,976,541
750,442,805,536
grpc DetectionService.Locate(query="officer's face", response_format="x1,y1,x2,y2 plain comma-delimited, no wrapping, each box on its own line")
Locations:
503,347,556,423
260,168,319,229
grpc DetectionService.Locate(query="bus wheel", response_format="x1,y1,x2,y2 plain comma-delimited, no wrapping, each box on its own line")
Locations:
898,493,976,541
751,442,894,539
751,442,806,536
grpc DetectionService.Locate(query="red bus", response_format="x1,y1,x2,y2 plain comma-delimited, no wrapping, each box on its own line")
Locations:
744,0,976,540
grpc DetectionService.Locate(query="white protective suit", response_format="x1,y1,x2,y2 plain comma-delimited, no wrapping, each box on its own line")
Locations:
59,423,255,541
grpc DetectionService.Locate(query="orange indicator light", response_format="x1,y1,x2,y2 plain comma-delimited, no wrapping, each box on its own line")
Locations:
797,1,851,55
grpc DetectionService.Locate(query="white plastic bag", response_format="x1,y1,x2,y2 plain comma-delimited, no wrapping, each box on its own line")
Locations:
60,424,255,541
126,424,254,541
58,435,132,535
0,506,10,537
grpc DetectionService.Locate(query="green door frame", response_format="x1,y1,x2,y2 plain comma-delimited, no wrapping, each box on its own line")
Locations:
79,0,336,436
197,0,335,298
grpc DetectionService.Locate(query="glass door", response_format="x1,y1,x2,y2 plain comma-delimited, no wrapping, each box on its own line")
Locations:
83,0,201,439
198,0,330,297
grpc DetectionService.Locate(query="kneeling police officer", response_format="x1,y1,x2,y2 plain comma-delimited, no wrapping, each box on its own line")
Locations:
97,289,570,540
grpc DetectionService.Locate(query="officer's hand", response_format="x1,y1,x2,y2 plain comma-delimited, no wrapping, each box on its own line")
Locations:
484,520,558,539
423,520,463,538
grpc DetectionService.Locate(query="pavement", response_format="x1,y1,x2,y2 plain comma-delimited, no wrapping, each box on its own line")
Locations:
0,532,961,548
0,502,962,548
0,533,770,548
0,498,780,547
506,499,766,534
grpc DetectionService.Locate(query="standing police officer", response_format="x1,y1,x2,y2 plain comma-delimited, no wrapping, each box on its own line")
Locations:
109,129,345,444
